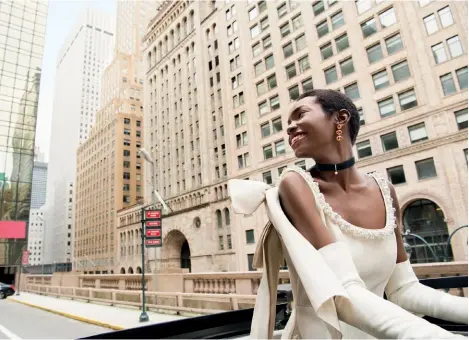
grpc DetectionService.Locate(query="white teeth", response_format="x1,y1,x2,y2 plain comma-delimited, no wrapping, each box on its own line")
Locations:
292,134,305,145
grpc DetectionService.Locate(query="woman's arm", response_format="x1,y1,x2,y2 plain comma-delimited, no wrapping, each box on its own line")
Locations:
385,184,468,324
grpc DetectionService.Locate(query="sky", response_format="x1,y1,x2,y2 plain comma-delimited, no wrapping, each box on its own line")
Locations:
35,0,116,162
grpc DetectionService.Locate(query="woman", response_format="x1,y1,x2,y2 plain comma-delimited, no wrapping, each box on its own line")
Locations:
229,89,467,339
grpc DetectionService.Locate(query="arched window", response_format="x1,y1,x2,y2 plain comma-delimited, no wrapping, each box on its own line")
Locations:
224,208,230,226
216,209,223,228
403,199,453,263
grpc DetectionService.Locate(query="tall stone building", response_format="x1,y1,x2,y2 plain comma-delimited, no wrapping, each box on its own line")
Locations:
142,0,467,273
27,159,48,265
44,8,115,265
0,0,48,280
74,0,158,273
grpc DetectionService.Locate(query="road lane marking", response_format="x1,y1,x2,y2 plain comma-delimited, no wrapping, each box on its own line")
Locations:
0,323,21,340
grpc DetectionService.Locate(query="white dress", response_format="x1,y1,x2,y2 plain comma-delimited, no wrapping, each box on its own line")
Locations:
282,167,397,339
228,166,464,339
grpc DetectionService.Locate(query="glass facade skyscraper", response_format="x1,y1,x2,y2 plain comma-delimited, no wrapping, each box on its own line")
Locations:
0,0,48,269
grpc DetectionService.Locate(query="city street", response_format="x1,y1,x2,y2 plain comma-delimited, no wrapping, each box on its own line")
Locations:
0,299,108,339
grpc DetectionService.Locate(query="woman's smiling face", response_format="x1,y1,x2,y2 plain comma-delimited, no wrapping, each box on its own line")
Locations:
287,96,337,159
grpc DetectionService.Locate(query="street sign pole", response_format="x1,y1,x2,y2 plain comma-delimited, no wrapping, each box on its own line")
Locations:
139,207,149,323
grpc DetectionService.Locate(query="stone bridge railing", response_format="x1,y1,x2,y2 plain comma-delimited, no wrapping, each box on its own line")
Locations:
22,261,467,295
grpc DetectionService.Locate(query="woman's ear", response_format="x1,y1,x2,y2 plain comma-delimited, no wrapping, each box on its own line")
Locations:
335,109,351,125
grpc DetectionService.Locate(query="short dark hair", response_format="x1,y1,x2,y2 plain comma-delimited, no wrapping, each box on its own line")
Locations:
297,89,360,144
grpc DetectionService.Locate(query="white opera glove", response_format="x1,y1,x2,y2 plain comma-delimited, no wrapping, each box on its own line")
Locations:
319,242,463,339
385,259,468,325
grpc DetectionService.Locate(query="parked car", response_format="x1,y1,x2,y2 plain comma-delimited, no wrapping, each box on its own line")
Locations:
0,282,15,299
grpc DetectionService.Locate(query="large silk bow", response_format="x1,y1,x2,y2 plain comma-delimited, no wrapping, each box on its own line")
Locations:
227,174,348,339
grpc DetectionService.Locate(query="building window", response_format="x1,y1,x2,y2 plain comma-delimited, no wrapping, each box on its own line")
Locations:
379,7,396,28
259,101,269,115
292,14,303,31
270,95,280,111
321,43,333,60
302,77,314,92
216,210,223,228
313,1,325,16
295,160,306,170
289,85,299,101
424,14,438,35
366,43,383,64
415,158,437,180
447,36,463,58
275,140,286,155
378,97,396,117
464,149,468,164
373,70,389,90
316,20,329,38
358,108,365,125
357,140,372,158
295,34,306,51
280,22,291,38
263,34,272,49
256,81,266,96
263,144,273,159
387,165,406,185
272,117,283,133
361,18,377,38
247,253,255,271
381,131,399,151
392,60,410,82
278,166,287,176
340,57,354,76
286,63,297,79
456,67,468,90
455,108,468,130
298,55,310,73
123,172,130,179
219,236,224,250
398,89,417,111
267,74,278,89
252,42,261,57
277,3,287,18
283,42,294,58
124,118,130,124
431,43,447,64
325,65,338,84
345,83,360,100
335,33,349,52
408,122,428,143
356,0,372,14
265,54,275,69
331,11,344,30
440,73,457,96
261,122,271,137
235,111,247,127
263,171,273,184
246,229,255,244
385,33,403,55
438,6,453,28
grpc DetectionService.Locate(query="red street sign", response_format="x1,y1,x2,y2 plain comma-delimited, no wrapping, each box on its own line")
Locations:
22,250,29,265
145,210,161,219
146,220,161,227
146,239,162,247
146,229,161,238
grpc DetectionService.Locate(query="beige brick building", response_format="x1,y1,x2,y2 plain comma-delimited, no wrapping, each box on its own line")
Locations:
140,0,467,274
74,1,159,273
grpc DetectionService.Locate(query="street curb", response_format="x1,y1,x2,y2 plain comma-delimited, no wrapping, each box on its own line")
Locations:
7,297,125,331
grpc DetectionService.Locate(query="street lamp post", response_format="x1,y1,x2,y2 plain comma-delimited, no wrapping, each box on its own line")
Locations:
137,148,158,324
402,229,440,262
139,210,149,323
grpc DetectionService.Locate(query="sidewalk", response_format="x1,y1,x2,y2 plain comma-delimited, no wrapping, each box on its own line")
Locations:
8,292,186,331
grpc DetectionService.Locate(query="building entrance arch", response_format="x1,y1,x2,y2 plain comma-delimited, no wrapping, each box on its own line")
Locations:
162,230,191,272
403,199,453,263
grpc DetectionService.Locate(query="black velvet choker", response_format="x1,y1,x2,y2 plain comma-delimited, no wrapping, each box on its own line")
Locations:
313,157,355,175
